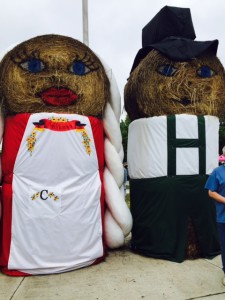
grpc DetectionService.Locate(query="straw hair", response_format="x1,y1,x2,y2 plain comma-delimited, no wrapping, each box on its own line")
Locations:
125,49,225,120
0,34,110,117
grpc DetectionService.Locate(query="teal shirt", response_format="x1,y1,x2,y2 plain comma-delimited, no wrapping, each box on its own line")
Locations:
205,165,225,223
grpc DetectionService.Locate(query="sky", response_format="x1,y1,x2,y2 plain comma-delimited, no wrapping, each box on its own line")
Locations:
1,0,225,116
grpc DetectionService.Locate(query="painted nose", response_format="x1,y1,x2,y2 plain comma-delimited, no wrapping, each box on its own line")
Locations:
181,98,191,106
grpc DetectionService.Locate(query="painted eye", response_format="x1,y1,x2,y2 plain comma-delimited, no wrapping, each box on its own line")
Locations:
197,66,215,78
70,61,91,75
157,64,177,76
20,59,45,73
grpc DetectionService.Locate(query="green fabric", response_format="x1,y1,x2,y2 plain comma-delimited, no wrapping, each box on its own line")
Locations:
130,175,220,262
167,115,206,175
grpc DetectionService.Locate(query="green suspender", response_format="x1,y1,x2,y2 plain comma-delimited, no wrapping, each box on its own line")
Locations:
167,115,206,176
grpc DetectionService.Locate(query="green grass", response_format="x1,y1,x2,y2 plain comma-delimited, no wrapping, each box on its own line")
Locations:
125,184,130,208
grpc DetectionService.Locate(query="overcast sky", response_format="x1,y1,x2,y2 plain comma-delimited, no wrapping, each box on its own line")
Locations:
1,0,225,115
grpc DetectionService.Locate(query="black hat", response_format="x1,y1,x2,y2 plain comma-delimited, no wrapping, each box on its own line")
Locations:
130,6,218,73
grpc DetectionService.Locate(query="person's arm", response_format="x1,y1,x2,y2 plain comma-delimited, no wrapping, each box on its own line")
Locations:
208,190,225,204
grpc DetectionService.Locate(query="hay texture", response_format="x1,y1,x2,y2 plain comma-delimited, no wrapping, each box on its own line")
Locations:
185,218,202,259
125,49,225,121
0,34,110,117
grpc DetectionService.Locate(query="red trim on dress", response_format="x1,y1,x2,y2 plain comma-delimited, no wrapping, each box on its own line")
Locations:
88,116,106,257
0,113,31,276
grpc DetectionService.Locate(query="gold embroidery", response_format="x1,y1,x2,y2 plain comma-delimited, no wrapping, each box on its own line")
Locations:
31,191,59,201
27,117,92,155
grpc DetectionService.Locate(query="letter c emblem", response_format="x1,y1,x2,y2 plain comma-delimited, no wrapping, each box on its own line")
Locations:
40,190,48,200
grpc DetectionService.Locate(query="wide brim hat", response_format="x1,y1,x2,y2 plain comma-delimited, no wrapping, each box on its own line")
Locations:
130,6,218,73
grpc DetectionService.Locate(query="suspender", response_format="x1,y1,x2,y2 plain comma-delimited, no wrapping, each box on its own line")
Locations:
167,115,206,176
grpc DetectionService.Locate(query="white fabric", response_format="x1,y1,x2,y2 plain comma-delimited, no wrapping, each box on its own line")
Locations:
205,115,220,173
128,116,168,178
104,138,124,187
176,115,199,175
104,169,132,236
176,114,198,138
98,57,121,122
128,114,219,179
176,148,199,175
104,210,125,248
9,113,103,274
100,58,132,248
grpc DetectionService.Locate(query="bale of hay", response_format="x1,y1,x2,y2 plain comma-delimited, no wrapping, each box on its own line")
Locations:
0,34,132,276
185,217,202,259
125,49,225,120
125,6,225,261
0,34,110,117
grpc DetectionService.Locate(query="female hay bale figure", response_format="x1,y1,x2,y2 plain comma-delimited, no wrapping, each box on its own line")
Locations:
0,34,132,275
125,6,225,262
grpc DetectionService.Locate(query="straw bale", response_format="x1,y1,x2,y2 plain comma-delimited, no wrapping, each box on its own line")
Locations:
125,49,225,260
0,34,110,117
125,49,225,120
185,218,201,259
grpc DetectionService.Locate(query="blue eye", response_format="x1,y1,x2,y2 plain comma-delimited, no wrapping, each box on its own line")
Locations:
70,61,90,75
157,64,177,76
197,66,215,78
20,59,45,73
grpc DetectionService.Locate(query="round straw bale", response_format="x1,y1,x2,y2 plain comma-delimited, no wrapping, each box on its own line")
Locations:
125,49,225,120
0,34,110,117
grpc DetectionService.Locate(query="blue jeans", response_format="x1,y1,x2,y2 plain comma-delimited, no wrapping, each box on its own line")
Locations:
217,223,225,273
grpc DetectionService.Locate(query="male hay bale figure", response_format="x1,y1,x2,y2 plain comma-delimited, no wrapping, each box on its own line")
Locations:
125,6,225,262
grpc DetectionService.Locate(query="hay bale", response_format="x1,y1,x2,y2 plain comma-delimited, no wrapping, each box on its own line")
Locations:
185,218,202,259
126,48,225,260
125,49,225,121
0,34,110,117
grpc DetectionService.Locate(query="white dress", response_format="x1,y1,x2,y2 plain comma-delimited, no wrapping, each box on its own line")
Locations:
4,112,104,275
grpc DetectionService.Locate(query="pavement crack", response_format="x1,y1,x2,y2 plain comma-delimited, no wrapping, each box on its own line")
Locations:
185,291,225,300
9,277,25,300
203,259,223,270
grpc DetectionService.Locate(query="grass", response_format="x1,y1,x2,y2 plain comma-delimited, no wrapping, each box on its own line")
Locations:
125,183,130,208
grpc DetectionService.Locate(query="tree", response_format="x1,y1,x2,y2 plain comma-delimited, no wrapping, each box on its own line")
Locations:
120,115,131,163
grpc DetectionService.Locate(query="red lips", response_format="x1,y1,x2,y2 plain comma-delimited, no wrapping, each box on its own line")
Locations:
40,87,78,106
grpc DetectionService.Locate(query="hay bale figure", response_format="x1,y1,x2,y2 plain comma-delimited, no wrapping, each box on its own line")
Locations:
0,34,132,275
125,6,225,262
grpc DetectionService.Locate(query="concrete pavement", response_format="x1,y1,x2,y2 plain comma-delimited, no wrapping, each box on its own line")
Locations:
1,238,225,300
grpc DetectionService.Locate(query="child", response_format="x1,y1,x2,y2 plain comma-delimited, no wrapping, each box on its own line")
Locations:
205,165,225,285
